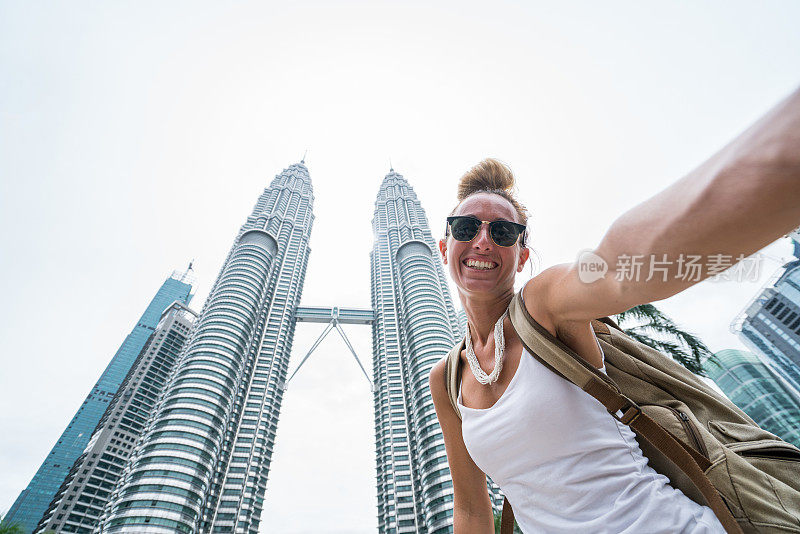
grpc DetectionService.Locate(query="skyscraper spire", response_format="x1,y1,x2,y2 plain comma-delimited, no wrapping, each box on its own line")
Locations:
177,259,195,283
370,169,503,533
102,163,315,533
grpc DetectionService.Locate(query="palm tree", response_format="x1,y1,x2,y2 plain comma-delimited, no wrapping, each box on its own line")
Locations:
613,303,714,376
0,512,24,534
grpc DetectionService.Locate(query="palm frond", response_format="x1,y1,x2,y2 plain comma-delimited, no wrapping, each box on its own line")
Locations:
614,304,713,376
0,512,25,534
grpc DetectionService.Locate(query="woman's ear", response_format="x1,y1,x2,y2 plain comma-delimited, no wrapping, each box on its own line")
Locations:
517,246,530,272
438,239,448,264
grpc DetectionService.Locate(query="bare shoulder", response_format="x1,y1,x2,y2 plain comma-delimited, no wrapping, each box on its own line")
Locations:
522,265,606,369
429,355,463,428
521,265,571,336
430,356,460,418
428,357,447,400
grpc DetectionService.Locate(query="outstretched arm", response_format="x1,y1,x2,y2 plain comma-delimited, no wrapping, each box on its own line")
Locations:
529,86,800,325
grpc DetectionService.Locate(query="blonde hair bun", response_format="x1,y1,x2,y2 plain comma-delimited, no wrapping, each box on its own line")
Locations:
454,158,528,227
457,158,516,201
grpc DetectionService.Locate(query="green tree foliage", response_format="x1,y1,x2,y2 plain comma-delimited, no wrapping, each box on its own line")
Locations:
614,303,715,375
0,511,24,534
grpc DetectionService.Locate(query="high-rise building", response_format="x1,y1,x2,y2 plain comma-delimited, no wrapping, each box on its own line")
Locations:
732,239,800,396
7,269,194,533
100,162,314,533
370,169,502,534
34,302,198,533
456,308,468,337
705,349,800,446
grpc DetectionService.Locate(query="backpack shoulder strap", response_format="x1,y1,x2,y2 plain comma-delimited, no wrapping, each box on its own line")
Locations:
444,338,465,420
506,290,742,534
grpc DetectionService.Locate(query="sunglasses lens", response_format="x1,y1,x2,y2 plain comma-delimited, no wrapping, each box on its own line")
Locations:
450,217,481,241
491,221,521,247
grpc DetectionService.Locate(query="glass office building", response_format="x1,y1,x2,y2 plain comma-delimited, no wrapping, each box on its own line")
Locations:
34,302,198,533
705,349,800,446
732,239,800,397
370,169,502,534
100,162,314,533
6,269,194,533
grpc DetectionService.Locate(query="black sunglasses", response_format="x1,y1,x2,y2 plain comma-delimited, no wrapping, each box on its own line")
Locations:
445,215,527,247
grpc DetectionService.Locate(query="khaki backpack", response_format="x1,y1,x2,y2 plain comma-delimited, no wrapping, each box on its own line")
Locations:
444,289,800,534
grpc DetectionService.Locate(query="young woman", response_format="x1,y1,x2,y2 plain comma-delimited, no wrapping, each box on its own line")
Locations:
429,88,800,533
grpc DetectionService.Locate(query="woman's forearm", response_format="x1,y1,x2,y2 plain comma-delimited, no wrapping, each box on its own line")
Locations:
453,505,495,534
544,87,800,322
603,86,800,307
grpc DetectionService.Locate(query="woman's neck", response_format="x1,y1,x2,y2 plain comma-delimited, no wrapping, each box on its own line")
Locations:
459,287,515,347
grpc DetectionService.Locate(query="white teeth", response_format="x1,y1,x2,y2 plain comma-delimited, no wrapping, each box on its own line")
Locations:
466,259,496,270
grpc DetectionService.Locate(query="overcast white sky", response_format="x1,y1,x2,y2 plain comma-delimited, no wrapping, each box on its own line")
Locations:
2,2,800,532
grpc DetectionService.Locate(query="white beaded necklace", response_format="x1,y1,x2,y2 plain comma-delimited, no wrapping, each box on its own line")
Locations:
464,310,509,385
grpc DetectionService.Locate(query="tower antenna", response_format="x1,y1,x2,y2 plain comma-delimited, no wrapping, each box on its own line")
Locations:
179,260,195,283
301,150,307,164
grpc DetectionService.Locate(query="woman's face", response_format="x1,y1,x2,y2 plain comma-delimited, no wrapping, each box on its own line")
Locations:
438,192,530,299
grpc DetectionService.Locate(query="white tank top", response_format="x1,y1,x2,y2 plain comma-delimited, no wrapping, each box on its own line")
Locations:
457,346,725,534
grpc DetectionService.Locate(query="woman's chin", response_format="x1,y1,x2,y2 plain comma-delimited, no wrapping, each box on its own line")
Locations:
458,277,502,295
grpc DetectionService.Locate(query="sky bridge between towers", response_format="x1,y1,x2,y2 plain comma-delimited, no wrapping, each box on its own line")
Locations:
286,305,375,391
294,306,374,325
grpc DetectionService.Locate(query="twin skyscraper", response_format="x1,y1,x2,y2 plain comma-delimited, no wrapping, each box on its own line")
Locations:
8,162,502,534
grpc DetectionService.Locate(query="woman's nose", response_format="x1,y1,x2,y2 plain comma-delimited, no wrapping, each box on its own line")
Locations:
473,223,493,248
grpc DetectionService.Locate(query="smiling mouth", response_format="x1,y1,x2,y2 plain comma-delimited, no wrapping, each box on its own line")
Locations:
463,258,498,270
